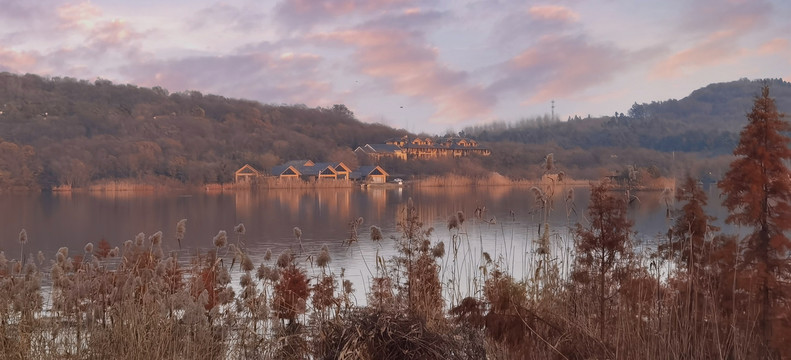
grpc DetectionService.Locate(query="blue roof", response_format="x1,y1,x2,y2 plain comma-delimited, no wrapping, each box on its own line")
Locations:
350,165,389,179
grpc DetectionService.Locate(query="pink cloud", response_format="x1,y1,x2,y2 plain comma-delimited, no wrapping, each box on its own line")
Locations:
680,0,772,35
652,31,743,78
316,28,495,122
0,1,57,27
121,52,332,105
57,1,103,30
492,36,631,104
490,4,579,46
188,3,268,33
528,5,579,23
0,47,38,72
758,38,790,54
652,0,774,78
274,0,421,31
52,2,144,56
88,20,137,47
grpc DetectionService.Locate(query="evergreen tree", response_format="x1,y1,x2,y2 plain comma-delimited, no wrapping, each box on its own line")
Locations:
664,175,718,277
660,175,718,357
718,85,791,357
573,181,634,340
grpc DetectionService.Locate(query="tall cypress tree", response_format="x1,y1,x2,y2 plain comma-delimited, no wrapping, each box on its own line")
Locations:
718,85,791,356
573,182,634,340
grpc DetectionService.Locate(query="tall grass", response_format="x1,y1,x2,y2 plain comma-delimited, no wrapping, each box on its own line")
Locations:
0,189,780,359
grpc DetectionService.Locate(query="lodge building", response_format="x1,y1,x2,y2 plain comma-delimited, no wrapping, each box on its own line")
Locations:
354,136,490,161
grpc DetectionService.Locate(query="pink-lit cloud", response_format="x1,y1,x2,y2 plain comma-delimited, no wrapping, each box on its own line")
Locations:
87,20,138,47
57,1,103,30
679,0,772,35
0,1,58,27
316,27,495,122
758,38,790,54
120,51,333,105
652,32,743,78
0,47,38,72
188,3,268,33
653,0,773,78
528,5,579,23
490,4,579,46
274,0,423,31
491,35,634,104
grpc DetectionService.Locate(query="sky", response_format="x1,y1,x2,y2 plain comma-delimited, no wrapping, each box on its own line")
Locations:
1,0,790,134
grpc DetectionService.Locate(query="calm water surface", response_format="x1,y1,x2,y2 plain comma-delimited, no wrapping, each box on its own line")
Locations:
1,184,734,301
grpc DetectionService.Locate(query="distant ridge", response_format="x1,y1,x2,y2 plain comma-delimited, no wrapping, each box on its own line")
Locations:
465,78,791,155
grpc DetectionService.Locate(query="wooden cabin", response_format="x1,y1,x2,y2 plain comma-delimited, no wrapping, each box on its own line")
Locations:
234,164,261,183
352,165,389,184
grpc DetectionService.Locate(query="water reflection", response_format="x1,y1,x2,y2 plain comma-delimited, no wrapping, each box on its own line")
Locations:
1,185,736,302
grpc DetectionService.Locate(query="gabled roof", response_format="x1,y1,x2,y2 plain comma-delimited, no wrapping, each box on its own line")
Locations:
284,159,314,167
273,160,358,177
354,146,372,154
300,162,332,176
351,165,389,179
366,143,403,153
271,165,302,176
318,166,338,176
334,162,351,173
235,164,260,175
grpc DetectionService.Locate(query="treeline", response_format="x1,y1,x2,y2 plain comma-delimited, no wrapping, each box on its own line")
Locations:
0,73,788,190
0,73,406,189
465,78,791,155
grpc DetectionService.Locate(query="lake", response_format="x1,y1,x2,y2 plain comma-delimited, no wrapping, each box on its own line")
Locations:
1,183,735,302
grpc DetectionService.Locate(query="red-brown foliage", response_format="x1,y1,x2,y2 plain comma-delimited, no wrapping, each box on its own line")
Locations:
573,181,634,339
718,85,791,357
95,238,112,259
273,265,309,322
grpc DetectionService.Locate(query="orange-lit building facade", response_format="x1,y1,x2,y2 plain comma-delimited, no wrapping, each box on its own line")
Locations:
355,136,491,161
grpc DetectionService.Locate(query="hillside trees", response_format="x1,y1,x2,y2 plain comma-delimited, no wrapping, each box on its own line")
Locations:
718,85,791,357
0,139,40,189
0,73,408,189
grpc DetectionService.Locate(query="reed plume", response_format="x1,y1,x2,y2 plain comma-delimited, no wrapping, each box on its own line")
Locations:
241,254,254,272
149,231,163,246
213,230,228,248
135,232,145,246
234,223,246,235
370,225,383,242
448,214,460,230
277,249,294,268
316,245,331,268
176,218,187,248
19,228,27,264
294,227,304,252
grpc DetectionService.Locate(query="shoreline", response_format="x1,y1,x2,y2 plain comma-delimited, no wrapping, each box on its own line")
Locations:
36,176,678,194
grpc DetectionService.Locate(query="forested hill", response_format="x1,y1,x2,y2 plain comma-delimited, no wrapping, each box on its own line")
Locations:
465,78,791,155
0,73,406,189
1,74,789,190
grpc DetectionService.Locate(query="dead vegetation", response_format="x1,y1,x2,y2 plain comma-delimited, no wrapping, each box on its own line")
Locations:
1,182,790,359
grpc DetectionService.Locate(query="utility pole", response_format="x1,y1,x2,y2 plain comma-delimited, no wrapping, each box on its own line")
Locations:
551,100,555,120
